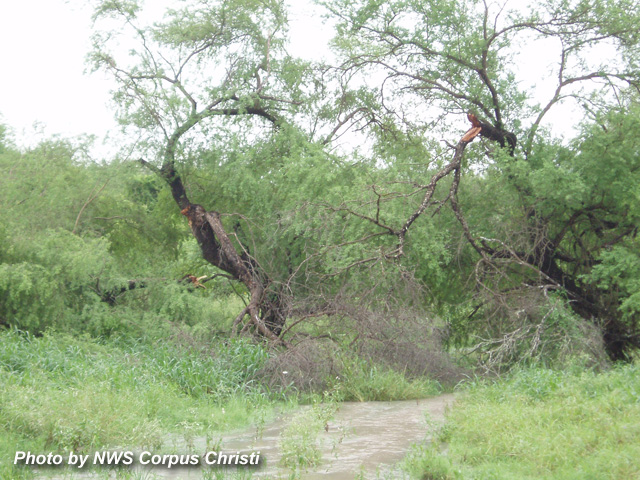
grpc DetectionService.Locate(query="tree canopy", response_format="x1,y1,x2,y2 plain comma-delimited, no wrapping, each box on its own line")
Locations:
2,0,640,369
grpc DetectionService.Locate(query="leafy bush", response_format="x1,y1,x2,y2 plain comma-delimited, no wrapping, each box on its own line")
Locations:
0,228,119,332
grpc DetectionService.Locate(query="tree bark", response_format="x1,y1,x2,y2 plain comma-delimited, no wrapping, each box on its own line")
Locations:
177,203,287,342
529,243,640,360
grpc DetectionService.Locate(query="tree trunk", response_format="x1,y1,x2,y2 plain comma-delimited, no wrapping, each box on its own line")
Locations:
464,117,640,361
178,204,287,342
533,245,640,360
147,146,288,343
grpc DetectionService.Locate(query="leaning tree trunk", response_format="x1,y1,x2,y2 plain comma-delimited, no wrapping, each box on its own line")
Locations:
143,129,289,344
442,114,640,361
531,243,640,360
179,204,287,341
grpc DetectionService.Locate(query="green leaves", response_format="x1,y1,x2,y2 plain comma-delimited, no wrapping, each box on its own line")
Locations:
0,230,113,331
91,0,303,151
91,0,140,22
8,0,636,360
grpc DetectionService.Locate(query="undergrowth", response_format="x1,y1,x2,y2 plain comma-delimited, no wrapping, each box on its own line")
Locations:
324,354,442,402
0,329,274,479
403,362,640,480
0,327,443,479
279,401,339,473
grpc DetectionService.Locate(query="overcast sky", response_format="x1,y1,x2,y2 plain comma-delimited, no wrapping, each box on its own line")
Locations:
0,0,590,157
0,0,330,155
0,0,112,147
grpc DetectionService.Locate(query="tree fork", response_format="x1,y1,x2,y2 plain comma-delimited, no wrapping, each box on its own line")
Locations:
463,114,640,360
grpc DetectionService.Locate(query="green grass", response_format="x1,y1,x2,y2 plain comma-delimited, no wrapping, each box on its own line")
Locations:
279,402,338,473
0,329,276,479
0,327,448,480
322,354,443,402
403,363,640,480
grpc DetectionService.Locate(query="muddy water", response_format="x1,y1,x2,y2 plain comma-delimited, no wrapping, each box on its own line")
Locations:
158,394,454,479
47,394,454,480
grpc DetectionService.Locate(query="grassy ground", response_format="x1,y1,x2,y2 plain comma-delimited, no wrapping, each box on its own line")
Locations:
0,328,442,480
0,329,279,479
403,363,640,480
5,326,639,480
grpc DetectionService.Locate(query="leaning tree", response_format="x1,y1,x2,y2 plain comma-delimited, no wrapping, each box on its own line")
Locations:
90,0,315,341
321,0,640,360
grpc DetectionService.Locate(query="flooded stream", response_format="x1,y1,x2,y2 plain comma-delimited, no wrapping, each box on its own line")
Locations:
47,394,454,480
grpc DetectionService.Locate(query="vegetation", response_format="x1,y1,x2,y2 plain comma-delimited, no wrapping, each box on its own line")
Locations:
2,0,640,478
279,402,338,473
404,363,640,479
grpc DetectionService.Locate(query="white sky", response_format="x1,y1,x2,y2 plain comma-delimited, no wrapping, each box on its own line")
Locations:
0,0,603,157
0,0,331,156
0,0,113,148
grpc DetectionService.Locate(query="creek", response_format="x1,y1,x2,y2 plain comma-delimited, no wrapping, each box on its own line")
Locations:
157,394,454,479
48,394,454,479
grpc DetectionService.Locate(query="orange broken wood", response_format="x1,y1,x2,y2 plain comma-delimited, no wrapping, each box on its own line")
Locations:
467,112,482,128
461,112,482,143
182,274,207,289
461,126,482,142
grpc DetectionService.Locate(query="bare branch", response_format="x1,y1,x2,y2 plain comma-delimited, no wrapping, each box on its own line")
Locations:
73,179,110,235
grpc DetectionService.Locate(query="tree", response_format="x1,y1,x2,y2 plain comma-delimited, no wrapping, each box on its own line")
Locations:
322,0,640,360
89,0,640,360
90,0,315,341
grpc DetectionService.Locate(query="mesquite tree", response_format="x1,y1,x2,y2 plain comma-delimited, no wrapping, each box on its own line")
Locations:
322,0,640,360
90,0,311,341
90,0,640,360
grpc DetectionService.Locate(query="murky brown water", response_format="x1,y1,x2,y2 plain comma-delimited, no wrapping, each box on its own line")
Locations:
46,394,454,480
154,394,453,479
